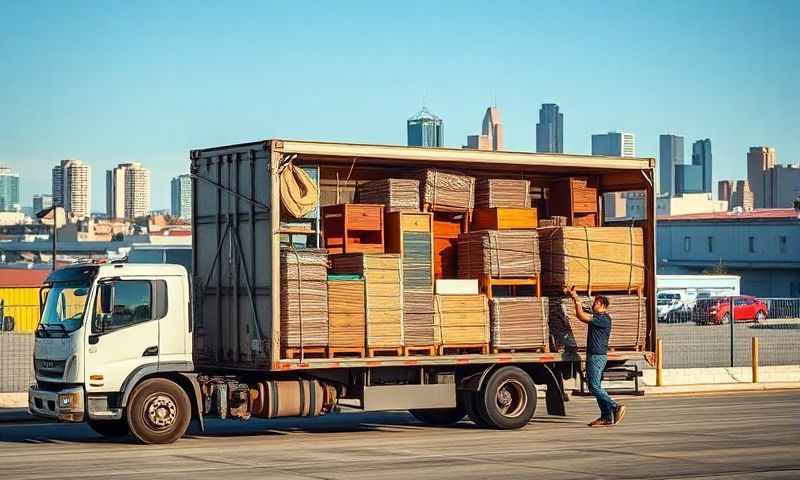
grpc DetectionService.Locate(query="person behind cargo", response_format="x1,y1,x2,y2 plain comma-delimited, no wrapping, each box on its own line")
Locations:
565,287,626,427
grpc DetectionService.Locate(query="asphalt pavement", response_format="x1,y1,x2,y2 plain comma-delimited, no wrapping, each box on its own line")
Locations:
1,390,798,479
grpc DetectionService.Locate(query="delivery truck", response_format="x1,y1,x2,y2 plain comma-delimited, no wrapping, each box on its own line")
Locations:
28,139,657,444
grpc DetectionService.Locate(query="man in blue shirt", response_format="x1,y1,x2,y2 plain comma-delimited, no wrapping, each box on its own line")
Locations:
565,287,627,427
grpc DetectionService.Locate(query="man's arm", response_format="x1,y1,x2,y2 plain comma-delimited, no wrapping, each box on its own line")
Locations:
564,287,592,324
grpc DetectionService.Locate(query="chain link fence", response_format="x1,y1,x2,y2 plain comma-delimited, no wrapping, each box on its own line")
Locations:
0,332,34,393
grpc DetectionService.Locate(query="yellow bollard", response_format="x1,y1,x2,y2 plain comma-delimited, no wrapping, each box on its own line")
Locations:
656,338,663,387
752,337,759,383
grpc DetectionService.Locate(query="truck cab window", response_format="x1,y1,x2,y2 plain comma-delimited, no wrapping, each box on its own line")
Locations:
95,280,153,333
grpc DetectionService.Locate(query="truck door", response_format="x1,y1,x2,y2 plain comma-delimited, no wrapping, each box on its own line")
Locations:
84,279,160,394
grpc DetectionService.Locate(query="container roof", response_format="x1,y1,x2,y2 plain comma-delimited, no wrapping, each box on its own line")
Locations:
659,208,799,222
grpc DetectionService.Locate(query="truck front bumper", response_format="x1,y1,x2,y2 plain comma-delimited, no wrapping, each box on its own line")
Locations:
28,384,85,422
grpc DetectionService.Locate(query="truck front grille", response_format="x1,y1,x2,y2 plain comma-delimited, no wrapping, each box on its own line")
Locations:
35,358,67,379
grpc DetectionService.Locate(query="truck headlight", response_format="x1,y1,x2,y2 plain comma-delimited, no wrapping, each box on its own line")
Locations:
58,393,79,410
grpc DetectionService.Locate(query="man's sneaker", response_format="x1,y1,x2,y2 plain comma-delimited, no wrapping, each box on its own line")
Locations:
614,405,627,425
588,417,614,427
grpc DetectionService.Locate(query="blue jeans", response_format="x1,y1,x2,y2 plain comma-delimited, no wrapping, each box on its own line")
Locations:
586,354,617,421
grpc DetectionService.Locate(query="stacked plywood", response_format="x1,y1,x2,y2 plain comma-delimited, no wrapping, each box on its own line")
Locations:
402,231,436,347
280,249,329,349
489,297,549,352
434,294,489,347
476,179,531,208
539,216,568,227
358,178,420,212
457,230,541,279
548,295,647,351
330,253,404,349
538,226,644,293
420,169,476,212
327,276,366,350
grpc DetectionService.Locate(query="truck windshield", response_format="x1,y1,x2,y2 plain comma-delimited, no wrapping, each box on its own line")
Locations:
40,282,91,333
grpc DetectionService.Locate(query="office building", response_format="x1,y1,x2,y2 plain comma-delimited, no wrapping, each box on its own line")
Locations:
591,132,636,157
691,139,713,193
659,134,684,196
106,162,151,220
535,104,563,153
32,194,53,213
657,192,728,217
52,159,91,219
171,174,192,219
0,165,20,212
747,147,776,208
407,107,443,147
675,164,704,194
730,180,754,211
746,146,800,208
465,106,504,151
718,180,733,204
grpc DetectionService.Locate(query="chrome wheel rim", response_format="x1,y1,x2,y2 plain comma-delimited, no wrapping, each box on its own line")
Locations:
495,379,527,418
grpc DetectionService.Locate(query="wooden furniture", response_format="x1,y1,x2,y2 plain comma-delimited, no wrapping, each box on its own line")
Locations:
432,211,469,279
548,177,599,227
322,203,384,254
471,207,538,231
475,178,531,208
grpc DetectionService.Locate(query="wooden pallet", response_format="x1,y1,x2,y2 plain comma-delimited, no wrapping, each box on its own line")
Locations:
403,345,437,356
283,346,328,360
438,343,489,355
367,347,404,357
492,346,548,354
328,347,366,358
480,275,541,299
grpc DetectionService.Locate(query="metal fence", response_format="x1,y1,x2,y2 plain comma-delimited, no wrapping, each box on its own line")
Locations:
1,298,799,393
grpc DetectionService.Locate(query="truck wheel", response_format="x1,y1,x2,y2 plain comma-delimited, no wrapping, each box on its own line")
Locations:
88,419,129,438
127,378,191,444
409,406,465,426
464,391,490,428
478,366,537,430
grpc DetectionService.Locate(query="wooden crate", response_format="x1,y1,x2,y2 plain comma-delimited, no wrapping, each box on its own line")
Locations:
548,178,599,227
322,203,385,254
475,178,531,209
472,207,538,230
433,211,469,279
434,294,490,350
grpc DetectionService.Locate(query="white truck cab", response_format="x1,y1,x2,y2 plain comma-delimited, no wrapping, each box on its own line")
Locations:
28,263,192,428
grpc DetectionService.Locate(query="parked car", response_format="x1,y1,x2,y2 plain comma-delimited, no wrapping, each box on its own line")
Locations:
692,295,768,325
657,291,694,323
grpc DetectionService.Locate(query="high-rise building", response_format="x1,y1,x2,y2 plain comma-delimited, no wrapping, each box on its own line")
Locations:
465,106,504,151
692,139,713,193
747,146,776,208
731,180,754,211
675,164,704,194
659,134,684,196
591,132,636,157
32,194,53,213
407,107,443,147
718,180,733,204
535,104,563,153
52,159,91,219
0,165,20,212
106,162,151,220
171,174,192,219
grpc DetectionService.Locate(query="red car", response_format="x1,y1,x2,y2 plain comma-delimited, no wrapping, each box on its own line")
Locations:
692,295,768,325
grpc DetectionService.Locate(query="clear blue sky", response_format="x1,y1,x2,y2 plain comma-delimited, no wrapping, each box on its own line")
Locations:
2,1,798,210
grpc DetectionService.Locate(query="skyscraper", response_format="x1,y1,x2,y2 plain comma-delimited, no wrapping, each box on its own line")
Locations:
171,174,192,219
535,104,563,153
747,146,776,208
0,165,20,212
718,180,733,204
659,134,684,196
675,164,704,194
32,194,53,213
52,159,91,219
106,162,151,220
692,139,713,193
465,106,504,151
591,132,636,157
407,107,443,147
731,180,754,211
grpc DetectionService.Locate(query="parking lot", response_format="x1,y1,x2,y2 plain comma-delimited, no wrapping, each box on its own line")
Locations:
0,391,798,479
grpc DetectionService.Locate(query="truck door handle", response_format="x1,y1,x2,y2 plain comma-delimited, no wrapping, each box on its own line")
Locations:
88,335,100,345
142,346,159,357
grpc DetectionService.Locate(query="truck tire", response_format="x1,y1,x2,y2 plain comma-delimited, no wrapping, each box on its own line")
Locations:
127,378,191,444
477,366,537,430
409,406,466,426
463,390,490,428
88,419,129,438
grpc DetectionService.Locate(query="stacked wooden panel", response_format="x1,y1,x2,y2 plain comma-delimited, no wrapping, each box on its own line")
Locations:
327,276,366,352
321,203,385,254
434,294,490,351
419,169,476,212
472,207,538,231
548,177,599,227
280,249,329,351
358,178,420,212
539,216,568,227
330,253,404,351
457,230,541,279
476,179,531,208
434,294,490,352
489,297,549,352
538,226,644,293
548,295,647,351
